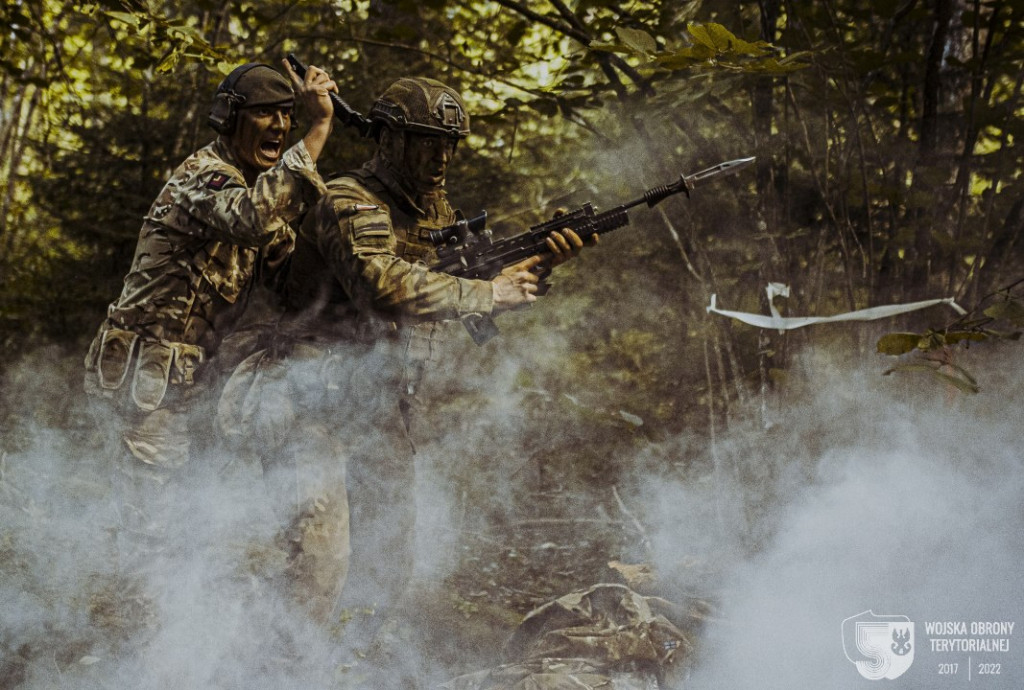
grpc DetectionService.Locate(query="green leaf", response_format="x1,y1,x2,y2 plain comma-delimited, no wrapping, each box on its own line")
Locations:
944,362,978,387
876,332,921,355
943,331,988,345
687,23,720,51
156,51,180,73
588,40,631,55
614,26,657,56
926,368,980,394
979,329,1022,342
688,22,769,57
103,11,140,27
654,46,714,69
984,298,1024,326
883,363,980,394
738,56,810,74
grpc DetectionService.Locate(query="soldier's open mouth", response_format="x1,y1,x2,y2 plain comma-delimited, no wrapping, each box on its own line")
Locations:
260,140,282,159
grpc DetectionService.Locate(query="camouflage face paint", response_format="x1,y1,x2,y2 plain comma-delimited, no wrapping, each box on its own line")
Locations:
401,132,456,192
230,105,292,178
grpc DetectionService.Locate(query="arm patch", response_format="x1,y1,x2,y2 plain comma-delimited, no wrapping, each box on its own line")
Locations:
206,172,231,190
351,210,392,239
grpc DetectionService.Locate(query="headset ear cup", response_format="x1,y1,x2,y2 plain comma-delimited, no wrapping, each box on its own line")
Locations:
208,62,266,135
208,91,237,135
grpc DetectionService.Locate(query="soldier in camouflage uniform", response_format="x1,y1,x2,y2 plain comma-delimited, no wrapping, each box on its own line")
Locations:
275,77,587,638
84,59,338,575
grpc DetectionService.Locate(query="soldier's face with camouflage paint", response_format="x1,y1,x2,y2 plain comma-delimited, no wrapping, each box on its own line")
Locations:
401,132,457,191
229,105,292,179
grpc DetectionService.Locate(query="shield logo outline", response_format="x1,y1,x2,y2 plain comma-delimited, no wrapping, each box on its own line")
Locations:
842,610,915,680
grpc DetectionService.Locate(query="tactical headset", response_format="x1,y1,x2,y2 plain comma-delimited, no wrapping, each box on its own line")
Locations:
207,62,266,136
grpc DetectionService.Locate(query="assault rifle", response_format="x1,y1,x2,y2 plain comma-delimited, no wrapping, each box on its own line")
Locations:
286,54,373,137
431,157,756,345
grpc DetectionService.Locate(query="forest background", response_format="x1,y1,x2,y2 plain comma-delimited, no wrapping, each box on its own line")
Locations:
2,0,1023,426
1,0,1023,686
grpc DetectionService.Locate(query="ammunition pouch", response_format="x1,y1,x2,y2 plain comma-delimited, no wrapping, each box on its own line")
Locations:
88,327,206,412
131,341,174,412
97,328,139,391
170,342,205,386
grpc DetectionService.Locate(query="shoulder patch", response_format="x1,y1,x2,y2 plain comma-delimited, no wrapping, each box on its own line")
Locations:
351,210,391,238
206,173,231,190
353,204,380,212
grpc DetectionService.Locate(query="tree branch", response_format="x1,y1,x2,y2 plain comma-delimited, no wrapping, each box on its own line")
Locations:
494,0,654,97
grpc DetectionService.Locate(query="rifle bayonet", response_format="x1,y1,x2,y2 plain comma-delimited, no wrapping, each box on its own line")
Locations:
682,156,757,191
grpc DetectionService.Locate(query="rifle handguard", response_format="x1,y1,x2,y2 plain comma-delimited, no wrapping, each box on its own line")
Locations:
430,157,755,345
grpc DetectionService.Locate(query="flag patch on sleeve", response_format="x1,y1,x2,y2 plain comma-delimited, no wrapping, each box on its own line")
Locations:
206,173,231,190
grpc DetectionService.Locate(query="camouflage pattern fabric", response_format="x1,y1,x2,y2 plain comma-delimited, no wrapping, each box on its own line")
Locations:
82,136,324,583
286,152,493,340
441,584,693,690
220,344,353,622
215,337,412,624
84,137,323,461
246,152,498,630
89,137,323,357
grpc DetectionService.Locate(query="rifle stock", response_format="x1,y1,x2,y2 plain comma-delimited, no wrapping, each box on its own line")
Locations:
285,54,372,138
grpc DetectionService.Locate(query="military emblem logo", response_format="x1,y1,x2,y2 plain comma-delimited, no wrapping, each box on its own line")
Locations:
842,610,915,680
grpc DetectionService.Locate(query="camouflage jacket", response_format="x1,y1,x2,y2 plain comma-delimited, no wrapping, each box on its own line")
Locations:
441,584,693,690
285,153,494,342
94,137,324,355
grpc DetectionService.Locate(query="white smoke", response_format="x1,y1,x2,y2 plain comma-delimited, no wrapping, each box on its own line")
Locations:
2,334,1022,688
642,344,1024,689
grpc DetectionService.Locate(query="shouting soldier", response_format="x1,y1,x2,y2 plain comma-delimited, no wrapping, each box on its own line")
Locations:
84,58,338,582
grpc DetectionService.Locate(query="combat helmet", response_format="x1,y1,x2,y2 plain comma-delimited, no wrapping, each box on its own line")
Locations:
368,77,470,140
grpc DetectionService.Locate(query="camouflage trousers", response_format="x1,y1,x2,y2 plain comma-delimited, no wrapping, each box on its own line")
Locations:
83,364,214,581
217,341,417,626
259,421,352,623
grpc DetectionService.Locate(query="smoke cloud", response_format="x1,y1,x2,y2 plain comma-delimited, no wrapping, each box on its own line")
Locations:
642,345,1024,689
1,335,1022,688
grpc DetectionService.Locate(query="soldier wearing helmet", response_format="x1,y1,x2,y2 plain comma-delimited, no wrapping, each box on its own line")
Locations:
256,76,587,647
287,75,584,337
83,59,340,596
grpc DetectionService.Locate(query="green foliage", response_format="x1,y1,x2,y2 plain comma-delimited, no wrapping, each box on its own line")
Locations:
984,297,1024,326
883,361,981,394
1,0,1023,428
876,329,990,356
101,5,225,72
876,293,1024,394
591,21,810,75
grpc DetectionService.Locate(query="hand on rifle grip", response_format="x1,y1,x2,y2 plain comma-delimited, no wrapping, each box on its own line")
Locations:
491,255,542,312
